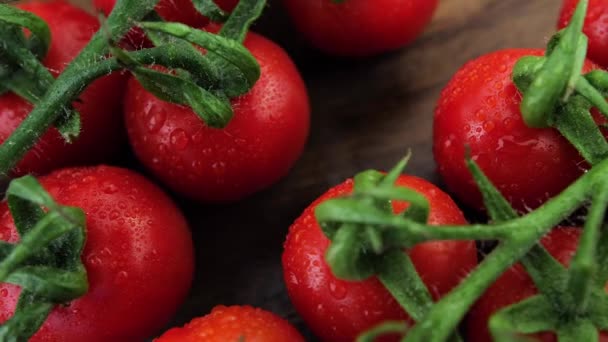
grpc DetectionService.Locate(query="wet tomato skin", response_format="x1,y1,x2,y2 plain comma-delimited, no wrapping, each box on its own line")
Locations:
433,48,598,212
154,305,305,342
466,227,608,342
559,0,608,68
3,1,126,176
124,30,310,202
0,166,194,342
282,0,439,56
282,175,477,342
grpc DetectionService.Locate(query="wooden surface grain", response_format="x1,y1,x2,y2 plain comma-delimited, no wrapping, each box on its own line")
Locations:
78,0,564,339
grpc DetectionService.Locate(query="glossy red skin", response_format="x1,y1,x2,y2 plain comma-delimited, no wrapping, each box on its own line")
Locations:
559,0,608,68
0,166,194,342
282,0,438,57
434,49,599,213
94,0,239,31
282,175,477,342
467,227,608,342
154,305,305,342
125,30,310,202
2,1,126,176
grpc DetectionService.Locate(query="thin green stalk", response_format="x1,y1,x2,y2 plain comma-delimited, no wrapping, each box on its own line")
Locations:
0,0,159,177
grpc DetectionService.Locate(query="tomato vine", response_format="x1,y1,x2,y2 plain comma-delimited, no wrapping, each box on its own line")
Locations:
315,1,608,341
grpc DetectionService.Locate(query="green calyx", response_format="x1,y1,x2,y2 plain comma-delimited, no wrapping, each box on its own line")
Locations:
320,151,608,341
0,176,88,342
513,0,608,165
0,5,81,143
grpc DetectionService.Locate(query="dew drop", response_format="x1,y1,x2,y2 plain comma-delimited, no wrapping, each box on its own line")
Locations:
0,288,8,297
115,271,129,285
157,143,168,157
192,131,204,143
110,210,120,220
328,281,347,300
483,121,495,132
170,129,190,150
102,182,118,194
87,254,102,267
211,161,226,175
146,109,166,133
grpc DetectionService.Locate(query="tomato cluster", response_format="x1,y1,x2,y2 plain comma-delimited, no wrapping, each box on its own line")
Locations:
1,0,608,341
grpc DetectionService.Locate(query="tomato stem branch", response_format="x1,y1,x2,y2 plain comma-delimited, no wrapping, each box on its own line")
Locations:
0,0,159,177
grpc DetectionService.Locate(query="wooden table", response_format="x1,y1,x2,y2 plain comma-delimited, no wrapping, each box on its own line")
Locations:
74,0,565,339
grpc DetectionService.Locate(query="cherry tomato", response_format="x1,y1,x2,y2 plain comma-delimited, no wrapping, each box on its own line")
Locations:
434,49,599,212
466,227,608,342
124,29,310,202
154,305,305,342
559,0,608,68
282,0,438,57
0,166,194,342
282,175,477,342
2,1,126,177
93,0,239,33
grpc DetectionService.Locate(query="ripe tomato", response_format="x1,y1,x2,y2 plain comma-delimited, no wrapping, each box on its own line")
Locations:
93,0,239,32
0,166,194,342
466,227,608,342
282,175,477,342
434,49,599,212
2,1,126,177
282,0,438,56
154,305,305,342
124,29,310,202
559,0,608,68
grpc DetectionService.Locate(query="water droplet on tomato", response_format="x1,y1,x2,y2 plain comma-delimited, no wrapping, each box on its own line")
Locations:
192,160,204,174
110,210,120,220
192,131,204,143
483,121,495,132
170,129,190,150
115,271,129,285
146,108,166,133
503,118,515,130
0,288,8,297
102,182,118,194
328,281,347,300
87,254,102,267
82,176,95,183
212,161,226,175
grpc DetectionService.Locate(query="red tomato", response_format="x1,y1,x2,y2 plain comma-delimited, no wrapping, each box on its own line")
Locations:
434,49,599,212
466,227,608,342
0,166,194,342
2,1,126,177
282,0,438,56
282,175,477,342
559,0,608,68
154,305,305,342
124,29,310,202
93,0,239,32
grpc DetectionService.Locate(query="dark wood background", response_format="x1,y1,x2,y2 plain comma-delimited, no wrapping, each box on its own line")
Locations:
75,0,564,340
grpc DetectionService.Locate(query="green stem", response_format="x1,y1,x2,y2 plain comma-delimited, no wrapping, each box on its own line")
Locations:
0,0,159,177
404,242,522,342
376,250,433,322
567,180,608,313
403,155,608,341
